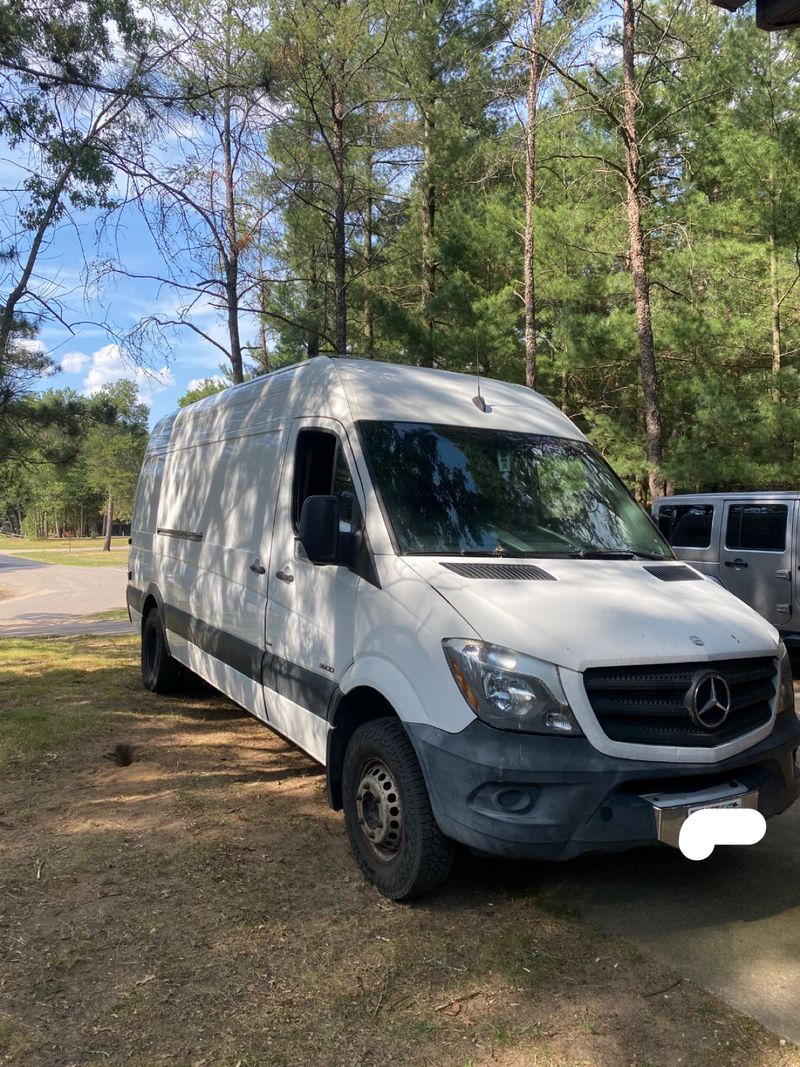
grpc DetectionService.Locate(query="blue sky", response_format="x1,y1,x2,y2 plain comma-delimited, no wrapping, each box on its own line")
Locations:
27,206,249,426
3,153,258,428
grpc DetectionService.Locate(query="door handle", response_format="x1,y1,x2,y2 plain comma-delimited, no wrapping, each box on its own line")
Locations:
724,559,748,570
276,569,294,583
249,559,266,575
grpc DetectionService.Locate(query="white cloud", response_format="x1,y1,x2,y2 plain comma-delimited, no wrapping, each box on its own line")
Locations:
15,338,47,355
60,351,89,374
186,375,226,392
82,343,174,407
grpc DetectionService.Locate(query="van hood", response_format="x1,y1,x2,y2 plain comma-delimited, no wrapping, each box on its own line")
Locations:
402,557,779,672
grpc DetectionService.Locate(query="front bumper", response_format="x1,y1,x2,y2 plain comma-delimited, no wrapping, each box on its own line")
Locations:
407,711,800,860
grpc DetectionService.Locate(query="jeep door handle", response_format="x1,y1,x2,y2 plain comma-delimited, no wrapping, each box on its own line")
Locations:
249,559,266,575
724,559,748,570
275,569,294,583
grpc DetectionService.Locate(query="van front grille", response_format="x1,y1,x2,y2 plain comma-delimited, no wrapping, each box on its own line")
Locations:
583,657,776,747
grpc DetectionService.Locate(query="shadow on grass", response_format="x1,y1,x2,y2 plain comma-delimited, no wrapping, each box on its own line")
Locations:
1,635,799,1067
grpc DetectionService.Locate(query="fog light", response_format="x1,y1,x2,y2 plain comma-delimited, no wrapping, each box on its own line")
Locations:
496,789,531,812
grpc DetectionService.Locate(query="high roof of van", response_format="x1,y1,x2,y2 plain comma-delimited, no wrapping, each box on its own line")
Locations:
333,358,582,438
149,356,584,449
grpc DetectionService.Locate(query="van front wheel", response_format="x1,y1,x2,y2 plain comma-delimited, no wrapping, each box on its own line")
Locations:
342,718,456,901
141,607,182,694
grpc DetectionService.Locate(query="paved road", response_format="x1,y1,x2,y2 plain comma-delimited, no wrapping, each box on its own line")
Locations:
0,551,131,637
534,798,800,1045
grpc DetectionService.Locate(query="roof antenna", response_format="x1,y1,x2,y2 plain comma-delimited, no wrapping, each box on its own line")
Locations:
472,332,487,412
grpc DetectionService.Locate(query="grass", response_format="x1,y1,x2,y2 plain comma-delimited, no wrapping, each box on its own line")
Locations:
84,608,130,621
4,548,128,567
0,636,136,771
0,535,128,552
0,635,798,1067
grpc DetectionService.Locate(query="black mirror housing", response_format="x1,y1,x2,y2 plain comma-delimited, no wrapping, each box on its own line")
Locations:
298,495,340,564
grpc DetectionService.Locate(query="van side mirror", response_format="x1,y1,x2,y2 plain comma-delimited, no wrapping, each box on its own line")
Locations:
297,495,340,564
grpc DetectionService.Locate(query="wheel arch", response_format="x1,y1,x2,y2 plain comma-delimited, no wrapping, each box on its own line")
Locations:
140,584,170,651
326,685,402,810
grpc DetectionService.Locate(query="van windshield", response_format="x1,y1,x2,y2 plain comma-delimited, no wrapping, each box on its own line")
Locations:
359,421,671,559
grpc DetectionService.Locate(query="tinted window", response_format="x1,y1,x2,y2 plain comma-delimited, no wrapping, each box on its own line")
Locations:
333,447,356,533
292,430,356,533
657,504,714,549
360,421,670,559
725,504,787,552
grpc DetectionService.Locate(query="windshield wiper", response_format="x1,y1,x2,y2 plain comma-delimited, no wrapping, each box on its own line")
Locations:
568,549,667,560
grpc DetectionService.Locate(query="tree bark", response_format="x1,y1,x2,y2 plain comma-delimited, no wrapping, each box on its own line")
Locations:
769,230,782,404
103,492,113,552
332,8,347,356
363,182,374,358
524,0,545,390
307,246,320,359
621,0,665,503
221,7,244,384
420,107,436,368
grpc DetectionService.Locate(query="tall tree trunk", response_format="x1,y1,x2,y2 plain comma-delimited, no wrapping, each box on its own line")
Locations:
420,107,436,368
256,254,269,374
621,0,664,503
103,492,113,552
524,0,545,390
221,9,243,384
363,184,374,358
769,230,782,404
307,247,320,358
363,194,375,357
332,19,347,356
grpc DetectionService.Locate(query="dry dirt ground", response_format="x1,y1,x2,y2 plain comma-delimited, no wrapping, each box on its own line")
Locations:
1,635,798,1067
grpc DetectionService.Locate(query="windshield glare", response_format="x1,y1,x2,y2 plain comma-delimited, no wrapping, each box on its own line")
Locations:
359,421,671,559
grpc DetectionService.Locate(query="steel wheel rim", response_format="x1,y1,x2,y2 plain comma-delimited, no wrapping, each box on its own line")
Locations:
356,758,404,861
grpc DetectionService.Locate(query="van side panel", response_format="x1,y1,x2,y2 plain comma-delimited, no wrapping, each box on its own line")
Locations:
154,427,286,721
129,452,166,626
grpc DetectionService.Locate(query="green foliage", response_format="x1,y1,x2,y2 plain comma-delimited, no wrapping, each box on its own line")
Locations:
177,377,229,407
0,381,147,536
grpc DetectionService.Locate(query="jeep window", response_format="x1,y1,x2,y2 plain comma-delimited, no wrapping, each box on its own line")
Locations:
657,504,714,549
725,504,788,553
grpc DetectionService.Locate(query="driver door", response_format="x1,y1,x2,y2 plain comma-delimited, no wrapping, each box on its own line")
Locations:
263,418,361,760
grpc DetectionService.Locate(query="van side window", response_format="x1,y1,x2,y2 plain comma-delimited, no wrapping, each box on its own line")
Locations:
292,429,357,533
657,504,713,549
725,504,787,552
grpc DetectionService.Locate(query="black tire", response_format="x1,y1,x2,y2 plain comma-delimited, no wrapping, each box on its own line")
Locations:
141,606,183,694
342,717,456,901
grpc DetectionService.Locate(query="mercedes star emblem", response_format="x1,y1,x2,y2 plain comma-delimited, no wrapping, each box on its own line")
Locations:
690,673,733,730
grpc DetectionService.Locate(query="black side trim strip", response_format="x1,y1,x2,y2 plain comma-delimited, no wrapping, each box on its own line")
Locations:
163,604,263,680
161,602,338,721
157,527,204,542
262,653,338,719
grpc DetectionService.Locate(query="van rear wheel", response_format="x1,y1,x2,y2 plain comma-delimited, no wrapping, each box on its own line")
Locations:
141,607,182,694
342,718,456,901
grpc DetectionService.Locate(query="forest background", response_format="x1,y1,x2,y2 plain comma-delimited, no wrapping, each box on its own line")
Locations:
1,0,798,539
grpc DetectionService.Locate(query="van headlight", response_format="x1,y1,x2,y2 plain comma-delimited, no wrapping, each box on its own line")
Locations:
443,639,583,735
778,641,796,717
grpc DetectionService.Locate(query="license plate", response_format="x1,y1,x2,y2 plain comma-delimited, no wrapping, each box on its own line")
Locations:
688,797,743,816
644,785,758,848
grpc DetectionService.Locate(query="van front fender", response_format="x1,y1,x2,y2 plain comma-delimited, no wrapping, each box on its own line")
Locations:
339,654,473,732
338,656,428,725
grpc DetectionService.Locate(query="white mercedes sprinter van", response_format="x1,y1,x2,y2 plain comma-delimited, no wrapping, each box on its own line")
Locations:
128,358,800,899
